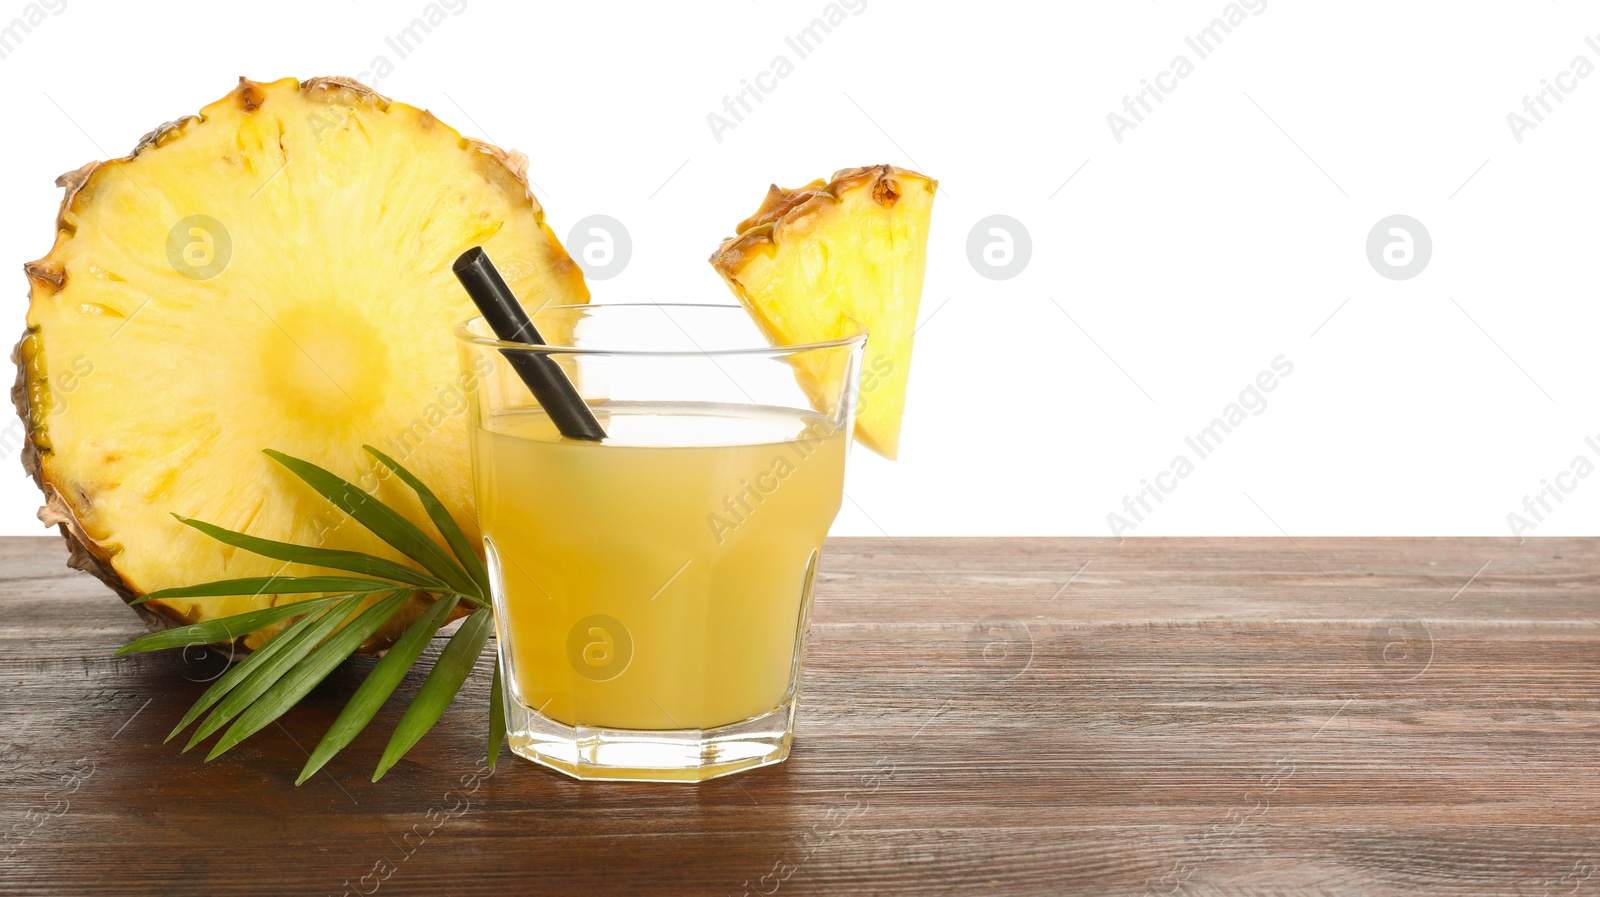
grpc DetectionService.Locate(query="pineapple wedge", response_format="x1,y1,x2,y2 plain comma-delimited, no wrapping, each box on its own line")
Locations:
709,164,935,459
15,77,588,648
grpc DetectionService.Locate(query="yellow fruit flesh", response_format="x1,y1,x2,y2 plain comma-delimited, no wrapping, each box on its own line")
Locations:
21,78,588,643
709,165,935,459
474,403,847,730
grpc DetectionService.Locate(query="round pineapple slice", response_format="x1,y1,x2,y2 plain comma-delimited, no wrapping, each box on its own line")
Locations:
14,77,589,648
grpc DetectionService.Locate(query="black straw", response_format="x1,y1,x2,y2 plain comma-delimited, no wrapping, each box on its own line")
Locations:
452,247,606,441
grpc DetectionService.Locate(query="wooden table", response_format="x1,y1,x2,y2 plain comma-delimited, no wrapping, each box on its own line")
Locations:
2,535,1596,896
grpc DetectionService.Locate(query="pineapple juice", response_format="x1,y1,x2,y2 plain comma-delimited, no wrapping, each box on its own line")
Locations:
471,401,847,731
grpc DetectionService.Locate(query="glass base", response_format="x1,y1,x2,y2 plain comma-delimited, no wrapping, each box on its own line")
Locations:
505,696,796,783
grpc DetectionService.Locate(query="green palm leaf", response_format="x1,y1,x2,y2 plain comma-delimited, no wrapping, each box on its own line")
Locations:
173,515,447,590
207,589,414,760
135,447,513,782
364,445,489,597
118,595,347,656
372,607,495,781
164,599,344,743
136,576,401,605
487,657,506,770
295,594,461,785
264,450,479,598
186,594,369,751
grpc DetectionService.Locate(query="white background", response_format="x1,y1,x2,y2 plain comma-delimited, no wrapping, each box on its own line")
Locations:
1,0,1597,538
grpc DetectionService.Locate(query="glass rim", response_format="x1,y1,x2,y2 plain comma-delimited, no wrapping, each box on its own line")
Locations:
454,303,868,358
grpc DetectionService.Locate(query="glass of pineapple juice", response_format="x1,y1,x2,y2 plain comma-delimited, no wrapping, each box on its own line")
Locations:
456,304,865,782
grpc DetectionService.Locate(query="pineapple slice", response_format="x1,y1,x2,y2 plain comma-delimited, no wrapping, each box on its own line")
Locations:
15,77,588,648
709,164,935,459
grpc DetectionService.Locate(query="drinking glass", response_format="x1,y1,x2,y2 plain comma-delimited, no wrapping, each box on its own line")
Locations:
456,304,865,782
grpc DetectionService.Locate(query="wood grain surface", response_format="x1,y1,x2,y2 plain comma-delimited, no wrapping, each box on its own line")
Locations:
2,535,1597,896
